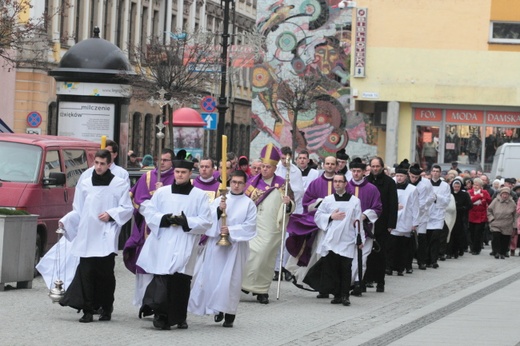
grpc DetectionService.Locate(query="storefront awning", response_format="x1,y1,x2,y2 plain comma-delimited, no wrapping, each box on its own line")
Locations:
0,118,14,133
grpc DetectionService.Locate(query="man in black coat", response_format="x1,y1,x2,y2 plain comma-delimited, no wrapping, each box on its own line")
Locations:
364,157,398,293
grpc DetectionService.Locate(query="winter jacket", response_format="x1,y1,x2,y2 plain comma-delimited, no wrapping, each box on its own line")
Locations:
487,197,516,235
468,188,491,224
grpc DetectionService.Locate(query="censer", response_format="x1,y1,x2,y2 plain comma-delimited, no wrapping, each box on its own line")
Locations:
49,227,66,303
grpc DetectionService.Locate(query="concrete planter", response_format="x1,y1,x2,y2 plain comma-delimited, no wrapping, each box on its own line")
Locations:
0,214,38,291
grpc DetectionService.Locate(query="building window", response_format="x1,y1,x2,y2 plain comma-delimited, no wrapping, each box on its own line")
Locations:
47,102,58,135
131,112,142,155
489,21,520,44
144,113,154,157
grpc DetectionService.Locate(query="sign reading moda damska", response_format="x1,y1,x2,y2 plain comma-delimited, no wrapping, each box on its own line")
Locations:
414,108,520,127
57,101,115,141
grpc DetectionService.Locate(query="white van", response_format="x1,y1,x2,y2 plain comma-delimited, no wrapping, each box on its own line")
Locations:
490,143,520,179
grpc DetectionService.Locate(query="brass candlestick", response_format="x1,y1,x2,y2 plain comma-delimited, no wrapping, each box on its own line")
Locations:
216,188,231,246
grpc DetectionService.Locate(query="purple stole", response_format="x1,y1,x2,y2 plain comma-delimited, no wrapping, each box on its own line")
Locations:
245,173,286,206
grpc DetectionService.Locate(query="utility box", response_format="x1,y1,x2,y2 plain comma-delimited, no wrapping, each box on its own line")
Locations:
0,214,38,291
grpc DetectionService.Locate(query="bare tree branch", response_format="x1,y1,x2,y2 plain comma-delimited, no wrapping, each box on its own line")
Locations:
0,0,69,69
275,74,323,154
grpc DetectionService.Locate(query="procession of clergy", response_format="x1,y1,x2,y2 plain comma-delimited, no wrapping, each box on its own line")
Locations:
37,139,460,330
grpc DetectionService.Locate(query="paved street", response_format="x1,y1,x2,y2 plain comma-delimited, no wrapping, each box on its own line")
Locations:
2,245,520,346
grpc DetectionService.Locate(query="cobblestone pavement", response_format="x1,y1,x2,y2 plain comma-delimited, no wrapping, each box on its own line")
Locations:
2,246,520,346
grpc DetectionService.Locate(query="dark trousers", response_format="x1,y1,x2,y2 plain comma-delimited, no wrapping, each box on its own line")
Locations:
323,252,352,298
426,229,442,265
406,234,417,270
365,232,389,286
439,224,449,257
78,254,116,313
387,234,408,272
468,222,485,254
492,232,511,256
142,273,192,326
417,233,428,266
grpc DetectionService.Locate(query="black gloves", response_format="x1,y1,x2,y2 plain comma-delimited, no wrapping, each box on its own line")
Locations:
160,211,191,232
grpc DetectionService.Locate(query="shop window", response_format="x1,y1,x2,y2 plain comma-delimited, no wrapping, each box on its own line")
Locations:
415,125,440,172
484,127,520,172
443,125,483,166
489,22,520,44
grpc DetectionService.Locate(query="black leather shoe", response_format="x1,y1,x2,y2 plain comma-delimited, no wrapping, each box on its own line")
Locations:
139,305,153,319
79,312,93,323
342,296,351,306
99,312,111,321
214,312,224,323
330,296,342,304
432,263,439,269
418,264,427,270
397,271,404,276
316,293,329,299
223,314,235,328
272,271,280,281
351,286,362,297
177,321,188,329
153,315,170,330
385,269,392,275
376,285,384,293
406,268,413,274
284,271,293,281
257,294,269,304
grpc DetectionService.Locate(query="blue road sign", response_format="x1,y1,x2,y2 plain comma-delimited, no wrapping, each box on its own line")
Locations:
27,111,42,128
202,112,217,130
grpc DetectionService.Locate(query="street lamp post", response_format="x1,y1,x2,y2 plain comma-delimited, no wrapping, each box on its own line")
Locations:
216,0,233,164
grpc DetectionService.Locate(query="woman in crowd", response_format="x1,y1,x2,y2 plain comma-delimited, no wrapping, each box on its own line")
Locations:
467,178,491,255
447,179,472,258
487,187,517,259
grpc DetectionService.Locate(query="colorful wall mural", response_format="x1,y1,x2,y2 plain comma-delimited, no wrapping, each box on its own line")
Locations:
250,0,377,162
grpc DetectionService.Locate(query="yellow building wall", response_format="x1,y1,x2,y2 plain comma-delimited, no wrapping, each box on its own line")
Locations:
352,0,520,161
14,70,56,134
397,103,413,164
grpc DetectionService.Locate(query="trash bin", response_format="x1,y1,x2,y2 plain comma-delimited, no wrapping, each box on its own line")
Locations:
0,214,38,291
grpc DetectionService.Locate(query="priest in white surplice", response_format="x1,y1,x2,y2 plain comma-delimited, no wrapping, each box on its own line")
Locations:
58,149,133,323
387,165,419,275
303,173,363,306
189,170,257,328
136,159,212,330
